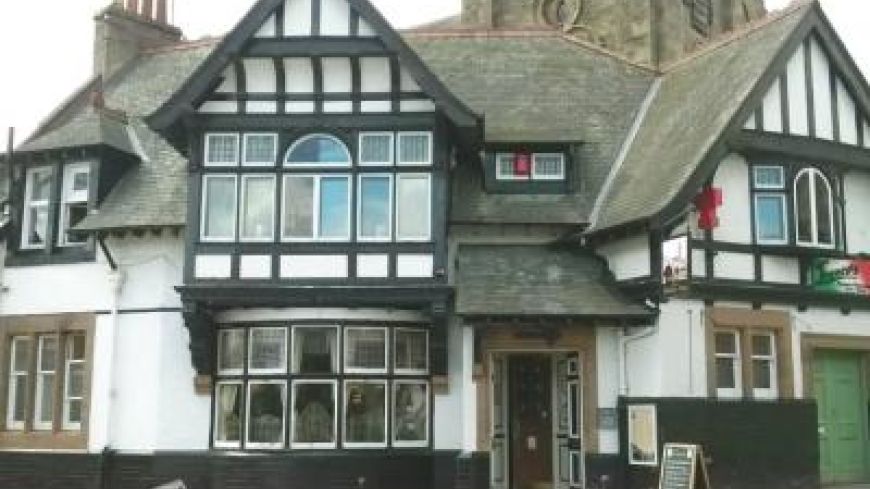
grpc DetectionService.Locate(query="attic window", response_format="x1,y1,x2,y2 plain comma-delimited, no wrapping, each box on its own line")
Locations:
496,152,566,181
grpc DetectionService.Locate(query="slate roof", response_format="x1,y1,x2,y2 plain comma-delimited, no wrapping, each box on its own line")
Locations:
17,109,136,155
455,244,653,318
590,3,812,232
406,32,655,224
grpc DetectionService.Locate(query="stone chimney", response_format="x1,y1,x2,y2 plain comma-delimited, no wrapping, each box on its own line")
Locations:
93,0,183,79
459,0,767,67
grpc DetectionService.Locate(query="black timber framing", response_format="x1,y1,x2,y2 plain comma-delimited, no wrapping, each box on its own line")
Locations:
731,130,870,169
197,113,439,131
688,278,870,310
244,37,388,57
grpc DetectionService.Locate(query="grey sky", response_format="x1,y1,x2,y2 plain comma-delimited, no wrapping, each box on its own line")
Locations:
0,0,867,149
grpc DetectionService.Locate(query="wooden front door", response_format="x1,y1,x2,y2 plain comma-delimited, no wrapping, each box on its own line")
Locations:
510,355,553,489
813,350,869,484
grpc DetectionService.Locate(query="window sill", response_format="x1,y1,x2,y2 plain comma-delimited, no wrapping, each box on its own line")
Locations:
0,431,86,451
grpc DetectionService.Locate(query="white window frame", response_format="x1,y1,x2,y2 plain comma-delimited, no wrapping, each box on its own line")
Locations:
567,380,580,439
344,327,389,375
239,174,276,242
569,450,583,487
34,335,57,431
200,174,238,242
21,166,52,250
714,330,742,399
750,332,778,400
356,174,394,242
281,174,352,242
358,132,395,167
6,337,28,431
396,131,433,166
245,380,287,450
291,325,340,374
62,335,85,431
343,379,389,449
247,327,288,375
393,328,429,375
213,380,244,449
754,193,789,245
284,134,352,168
204,133,241,167
217,329,245,376
753,165,785,189
58,162,91,247
290,379,338,449
532,153,566,181
242,133,278,167
395,173,432,242
391,380,430,448
495,153,527,181
627,404,659,466
794,168,835,249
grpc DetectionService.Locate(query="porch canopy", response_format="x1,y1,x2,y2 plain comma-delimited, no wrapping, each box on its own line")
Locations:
455,244,654,323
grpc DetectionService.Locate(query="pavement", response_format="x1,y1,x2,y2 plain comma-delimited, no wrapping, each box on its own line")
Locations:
828,486,870,489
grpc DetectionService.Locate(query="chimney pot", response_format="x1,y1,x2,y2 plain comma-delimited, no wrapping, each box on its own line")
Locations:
156,0,168,24
142,0,154,20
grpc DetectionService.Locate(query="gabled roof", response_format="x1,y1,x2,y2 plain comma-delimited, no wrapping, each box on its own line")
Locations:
147,0,479,137
407,32,655,224
590,2,836,233
455,244,653,319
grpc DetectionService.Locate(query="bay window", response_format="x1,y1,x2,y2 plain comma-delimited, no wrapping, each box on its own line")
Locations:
794,168,834,248
240,175,276,241
201,175,238,241
358,175,392,241
21,167,52,249
213,324,430,450
396,174,431,241
282,175,351,241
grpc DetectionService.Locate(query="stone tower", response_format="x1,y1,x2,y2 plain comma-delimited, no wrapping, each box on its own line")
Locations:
460,0,768,67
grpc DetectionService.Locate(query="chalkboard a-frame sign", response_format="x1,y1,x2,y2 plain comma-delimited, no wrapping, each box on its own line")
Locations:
658,444,712,489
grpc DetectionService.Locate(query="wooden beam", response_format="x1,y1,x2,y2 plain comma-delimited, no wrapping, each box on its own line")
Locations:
730,130,870,170
244,38,388,57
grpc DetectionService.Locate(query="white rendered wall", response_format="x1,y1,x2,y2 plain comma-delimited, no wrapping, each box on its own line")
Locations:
433,318,474,451
596,328,620,454
596,234,650,281
711,153,751,244
844,170,870,254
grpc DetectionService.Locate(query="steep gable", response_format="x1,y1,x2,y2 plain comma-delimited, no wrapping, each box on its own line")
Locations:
147,0,478,145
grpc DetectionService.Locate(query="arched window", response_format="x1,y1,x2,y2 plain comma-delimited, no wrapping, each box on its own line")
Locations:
794,168,834,248
285,134,351,167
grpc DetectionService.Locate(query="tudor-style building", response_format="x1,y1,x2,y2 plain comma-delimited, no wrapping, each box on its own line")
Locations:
1,0,869,489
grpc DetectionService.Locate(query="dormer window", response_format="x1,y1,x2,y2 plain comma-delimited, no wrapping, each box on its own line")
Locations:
496,152,566,181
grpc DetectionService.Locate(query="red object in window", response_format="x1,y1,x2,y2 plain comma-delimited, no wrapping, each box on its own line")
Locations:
514,150,531,177
695,186,723,231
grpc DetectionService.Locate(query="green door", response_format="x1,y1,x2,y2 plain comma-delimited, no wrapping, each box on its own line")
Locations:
813,350,869,484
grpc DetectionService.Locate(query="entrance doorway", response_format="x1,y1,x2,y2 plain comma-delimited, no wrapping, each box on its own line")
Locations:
491,352,583,489
813,350,869,484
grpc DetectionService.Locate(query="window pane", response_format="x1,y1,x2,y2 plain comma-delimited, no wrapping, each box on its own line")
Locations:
216,383,242,444
398,133,431,164
70,335,86,361
396,175,430,240
38,374,55,424
283,176,315,239
293,328,338,374
248,383,285,445
244,134,277,165
395,330,427,372
218,330,245,373
26,206,49,246
345,382,386,444
345,329,387,371
497,155,515,179
14,337,31,372
67,363,84,398
207,134,239,165
716,358,736,389
63,204,90,245
40,337,58,371
286,135,350,165
320,177,350,239
533,154,564,179
815,176,833,245
360,134,392,165
67,400,82,424
293,383,336,445
714,332,736,355
754,167,784,188
756,195,786,242
751,334,773,357
359,177,391,239
753,359,772,389
249,328,286,372
241,176,275,240
30,170,53,201
796,172,812,243
73,171,90,192
13,376,27,423
394,382,428,443
203,176,237,239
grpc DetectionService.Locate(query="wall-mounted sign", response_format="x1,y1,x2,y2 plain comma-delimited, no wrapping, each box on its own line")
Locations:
658,443,711,489
808,258,870,295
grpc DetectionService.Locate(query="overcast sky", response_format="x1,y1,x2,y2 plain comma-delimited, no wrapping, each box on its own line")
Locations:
0,0,867,150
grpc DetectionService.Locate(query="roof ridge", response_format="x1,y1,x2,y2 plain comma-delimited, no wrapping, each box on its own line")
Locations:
403,26,561,39
142,36,223,54
662,0,814,72
558,34,658,73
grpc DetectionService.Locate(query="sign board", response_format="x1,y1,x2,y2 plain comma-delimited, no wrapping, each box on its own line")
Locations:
808,258,870,296
658,444,711,489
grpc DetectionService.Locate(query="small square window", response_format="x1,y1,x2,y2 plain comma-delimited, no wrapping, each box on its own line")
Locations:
495,153,528,181
754,166,784,189
359,133,394,166
292,326,338,374
394,329,428,374
248,328,287,374
205,133,240,166
532,154,565,180
397,132,432,166
243,133,278,166
344,327,387,374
